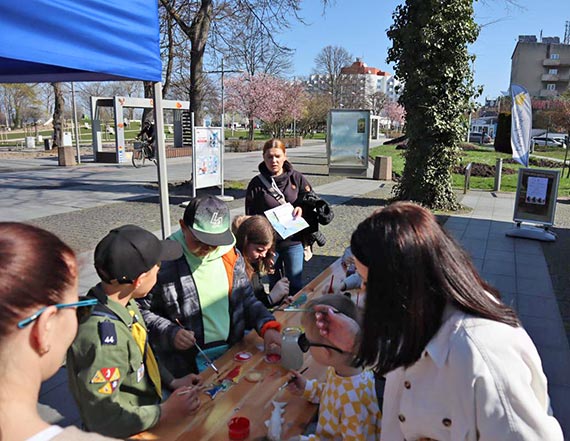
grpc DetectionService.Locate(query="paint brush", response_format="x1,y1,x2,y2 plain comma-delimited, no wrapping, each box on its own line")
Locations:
327,275,335,293
278,367,309,391
175,318,219,374
177,384,208,396
274,306,340,314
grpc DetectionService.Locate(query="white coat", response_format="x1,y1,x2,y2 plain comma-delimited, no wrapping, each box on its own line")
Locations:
381,304,563,441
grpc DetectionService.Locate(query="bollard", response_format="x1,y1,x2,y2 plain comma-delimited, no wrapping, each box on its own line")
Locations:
373,156,392,181
494,158,502,191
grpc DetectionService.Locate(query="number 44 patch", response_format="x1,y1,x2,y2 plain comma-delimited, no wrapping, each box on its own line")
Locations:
98,321,117,345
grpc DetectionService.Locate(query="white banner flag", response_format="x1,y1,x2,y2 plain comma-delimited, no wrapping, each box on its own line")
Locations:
510,84,532,167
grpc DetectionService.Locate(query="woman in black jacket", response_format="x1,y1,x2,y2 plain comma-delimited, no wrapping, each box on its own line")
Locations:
232,215,292,308
245,139,312,295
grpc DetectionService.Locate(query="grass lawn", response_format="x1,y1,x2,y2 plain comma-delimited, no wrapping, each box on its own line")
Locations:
369,143,570,197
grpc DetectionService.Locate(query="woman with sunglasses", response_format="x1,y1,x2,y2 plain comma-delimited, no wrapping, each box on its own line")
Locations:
314,202,563,440
0,222,116,440
286,294,381,441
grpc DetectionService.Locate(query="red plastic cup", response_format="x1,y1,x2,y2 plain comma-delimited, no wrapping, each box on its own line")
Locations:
228,416,250,440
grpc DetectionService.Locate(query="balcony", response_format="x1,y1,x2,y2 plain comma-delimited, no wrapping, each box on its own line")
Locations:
543,59,560,67
540,89,558,97
541,74,559,81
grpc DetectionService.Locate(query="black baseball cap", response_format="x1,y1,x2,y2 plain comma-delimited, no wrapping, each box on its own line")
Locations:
94,225,182,284
182,195,234,246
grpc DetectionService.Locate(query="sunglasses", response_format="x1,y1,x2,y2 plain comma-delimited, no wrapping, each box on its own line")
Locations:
297,332,344,354
17,298,98,329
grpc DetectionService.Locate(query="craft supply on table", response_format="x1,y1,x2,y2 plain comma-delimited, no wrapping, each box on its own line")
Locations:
245,370,263,383
234,351,252,362
265,401,287,441
175,318,219,373
264,353,281,364
228,416,250,440
278,366,309,391
280,327,304,370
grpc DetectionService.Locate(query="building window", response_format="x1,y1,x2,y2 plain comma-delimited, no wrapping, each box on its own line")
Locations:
548,69,558,75
550,53,560,60
546,84,556,91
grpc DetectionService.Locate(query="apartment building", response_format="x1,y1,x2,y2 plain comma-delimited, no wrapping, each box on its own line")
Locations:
510,35,570,98
305,58,402,110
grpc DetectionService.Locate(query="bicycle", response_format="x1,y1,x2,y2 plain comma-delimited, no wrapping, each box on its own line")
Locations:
132,140,157,168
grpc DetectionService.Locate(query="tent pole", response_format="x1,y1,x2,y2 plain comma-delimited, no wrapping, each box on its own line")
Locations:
152,82,171,239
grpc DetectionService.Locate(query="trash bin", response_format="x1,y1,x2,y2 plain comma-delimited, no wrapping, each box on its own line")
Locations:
44,138,52,151
25,136,35,148
372,156,392,181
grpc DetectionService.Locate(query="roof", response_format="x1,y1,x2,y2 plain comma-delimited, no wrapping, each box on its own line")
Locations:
0,0,161,83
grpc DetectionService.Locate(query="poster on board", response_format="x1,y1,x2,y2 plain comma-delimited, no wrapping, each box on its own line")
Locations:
193,127,222,189
513,168,560,226
327,109,370,176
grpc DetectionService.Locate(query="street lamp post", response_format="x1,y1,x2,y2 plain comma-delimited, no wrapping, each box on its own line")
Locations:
205,58,242,200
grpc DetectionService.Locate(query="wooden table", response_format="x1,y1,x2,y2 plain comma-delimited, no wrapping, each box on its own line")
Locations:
132,258,348,441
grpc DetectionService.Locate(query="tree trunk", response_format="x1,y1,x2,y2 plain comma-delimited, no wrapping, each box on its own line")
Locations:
248,118,254,141
52,82,64,149
188,0,213,125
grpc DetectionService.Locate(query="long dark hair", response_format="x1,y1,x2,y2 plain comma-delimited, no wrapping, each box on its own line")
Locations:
351,202,520,375
0,223,77,341
232,215,275,279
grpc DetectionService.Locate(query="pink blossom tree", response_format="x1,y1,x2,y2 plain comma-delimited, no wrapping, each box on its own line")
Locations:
382,100,406,130
225,74,305,140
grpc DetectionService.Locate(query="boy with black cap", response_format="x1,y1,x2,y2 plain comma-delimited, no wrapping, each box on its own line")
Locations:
138,195,282,377
67,225,203,439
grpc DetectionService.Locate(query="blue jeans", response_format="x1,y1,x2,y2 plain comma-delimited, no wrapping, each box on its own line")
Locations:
270,243,304,296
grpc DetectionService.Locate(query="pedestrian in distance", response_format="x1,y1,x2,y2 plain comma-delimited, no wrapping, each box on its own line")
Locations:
245,138,313,296
232,214,292,308
313,202,563,440
0,222,117,440
67,225,203,439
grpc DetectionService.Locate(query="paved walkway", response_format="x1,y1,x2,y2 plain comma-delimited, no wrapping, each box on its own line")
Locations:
3,147,565,438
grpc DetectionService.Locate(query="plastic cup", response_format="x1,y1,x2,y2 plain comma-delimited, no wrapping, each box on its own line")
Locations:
228,416,250,440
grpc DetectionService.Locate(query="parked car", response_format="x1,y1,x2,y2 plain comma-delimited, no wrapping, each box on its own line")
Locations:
532,136,564,147
469,132,491,144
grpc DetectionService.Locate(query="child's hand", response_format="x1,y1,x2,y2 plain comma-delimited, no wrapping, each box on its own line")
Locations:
170,373,202,390
286,369,306,396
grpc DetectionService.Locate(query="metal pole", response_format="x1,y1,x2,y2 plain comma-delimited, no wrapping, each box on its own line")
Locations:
192,112,196,199
221,57,226,198
71,82,81,164
494,158,503,191
152,82,171,239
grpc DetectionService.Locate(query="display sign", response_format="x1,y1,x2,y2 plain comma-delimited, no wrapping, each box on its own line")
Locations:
193,127,222,189
513,168,560,226
327,109,370,176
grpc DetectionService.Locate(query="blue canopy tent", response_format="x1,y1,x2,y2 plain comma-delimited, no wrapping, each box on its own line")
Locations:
0,0,173,236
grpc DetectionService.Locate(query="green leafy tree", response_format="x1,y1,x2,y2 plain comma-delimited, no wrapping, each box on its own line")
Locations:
387,0,479,210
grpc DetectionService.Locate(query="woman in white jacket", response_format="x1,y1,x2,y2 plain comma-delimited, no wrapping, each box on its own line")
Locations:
313,202,563,441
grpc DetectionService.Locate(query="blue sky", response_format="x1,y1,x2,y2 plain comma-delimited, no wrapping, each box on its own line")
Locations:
279,0,570,101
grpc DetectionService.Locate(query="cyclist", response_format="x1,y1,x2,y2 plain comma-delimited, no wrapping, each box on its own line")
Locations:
137,120,156,158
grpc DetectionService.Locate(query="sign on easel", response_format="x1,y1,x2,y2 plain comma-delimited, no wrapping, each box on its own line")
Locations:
506,168,560,242
193,127,222,189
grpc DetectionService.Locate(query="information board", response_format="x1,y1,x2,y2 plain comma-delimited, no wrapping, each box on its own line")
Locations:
193,127,222,189
513,168,560,226
327,109,370,176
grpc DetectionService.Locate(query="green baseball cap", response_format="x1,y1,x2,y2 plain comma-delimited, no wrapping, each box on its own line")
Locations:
183,195,234,246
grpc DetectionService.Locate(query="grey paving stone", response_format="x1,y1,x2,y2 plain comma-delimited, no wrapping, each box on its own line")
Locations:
520,314,569,350
517,276,555,297
482,258,516,277
518,294,564,319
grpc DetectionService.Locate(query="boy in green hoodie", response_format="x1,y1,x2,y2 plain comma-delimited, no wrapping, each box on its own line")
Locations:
137,195,282,377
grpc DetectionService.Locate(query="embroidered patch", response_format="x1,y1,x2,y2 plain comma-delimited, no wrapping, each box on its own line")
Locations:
91,368,121,395
291,184,296,190
98,321,117,345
